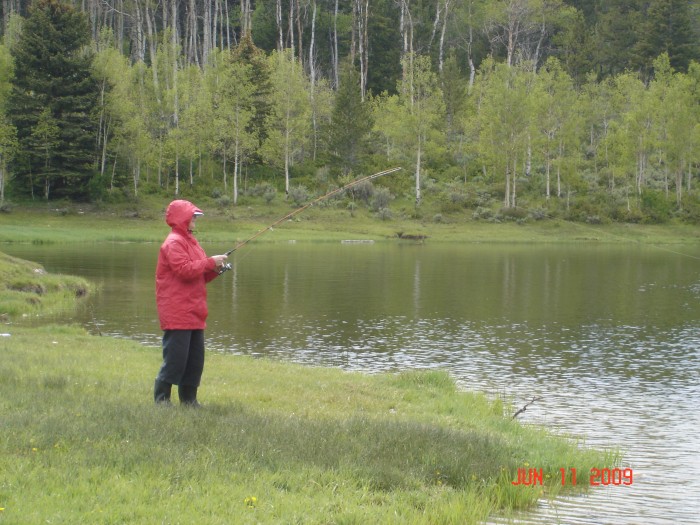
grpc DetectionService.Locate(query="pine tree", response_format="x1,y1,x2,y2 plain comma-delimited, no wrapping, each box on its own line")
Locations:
636,0,700,76
231,35,273,164
329,59,372,172
8,0,97,200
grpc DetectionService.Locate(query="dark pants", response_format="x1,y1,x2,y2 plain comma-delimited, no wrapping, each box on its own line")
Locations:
156,329,205,386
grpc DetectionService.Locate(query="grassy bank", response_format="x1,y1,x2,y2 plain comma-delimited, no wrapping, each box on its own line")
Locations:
0,251,92,320
0,324,615,525
2,198,700,246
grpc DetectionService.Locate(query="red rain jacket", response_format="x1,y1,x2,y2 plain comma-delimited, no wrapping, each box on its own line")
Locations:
155,200,219,330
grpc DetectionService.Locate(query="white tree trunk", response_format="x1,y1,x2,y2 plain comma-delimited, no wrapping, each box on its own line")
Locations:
332,0,339,88
415,135,422,205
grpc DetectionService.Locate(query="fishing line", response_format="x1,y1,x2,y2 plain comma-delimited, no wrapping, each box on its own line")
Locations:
217,167,403,273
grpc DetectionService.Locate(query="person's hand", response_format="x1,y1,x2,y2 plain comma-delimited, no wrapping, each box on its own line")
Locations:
211,254,228,268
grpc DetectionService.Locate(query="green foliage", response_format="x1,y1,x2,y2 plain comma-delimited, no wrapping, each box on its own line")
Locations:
3,0,700,224
330,60,373,172
8,0,97,200
641,189,672,223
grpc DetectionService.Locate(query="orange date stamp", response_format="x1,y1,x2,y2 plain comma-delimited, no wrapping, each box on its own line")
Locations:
512,467,634,486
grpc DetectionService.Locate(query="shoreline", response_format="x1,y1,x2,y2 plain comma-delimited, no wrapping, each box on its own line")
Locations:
2,203,700,246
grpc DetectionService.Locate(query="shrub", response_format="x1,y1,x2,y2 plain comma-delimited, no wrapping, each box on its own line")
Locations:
288,185,310,206
216,195,232,208
263,187,277,204
348,180,374,203
640,189,672,224
528,207,548,221
472,206,493,221
371,187,392,211
377,207,392,220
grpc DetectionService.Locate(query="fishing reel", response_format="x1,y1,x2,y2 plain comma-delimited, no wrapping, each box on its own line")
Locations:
218,262,233,275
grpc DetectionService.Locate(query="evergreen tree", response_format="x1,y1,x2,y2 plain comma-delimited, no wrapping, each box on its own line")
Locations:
231,35,273,164
329,59,372,172
8,0,97,200
636,0,700,75
366,0,402,96
592,0,645,78
0,42,18,204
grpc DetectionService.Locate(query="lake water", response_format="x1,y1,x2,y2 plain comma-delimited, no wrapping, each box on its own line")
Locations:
3,241,700,525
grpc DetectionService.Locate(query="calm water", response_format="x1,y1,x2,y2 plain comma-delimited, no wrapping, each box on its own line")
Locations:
4,241,700,525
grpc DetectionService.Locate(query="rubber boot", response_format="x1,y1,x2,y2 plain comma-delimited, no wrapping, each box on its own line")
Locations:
154,379,172,405
178,385,201,408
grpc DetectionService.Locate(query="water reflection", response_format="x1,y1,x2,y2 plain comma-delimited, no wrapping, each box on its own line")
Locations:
3,241,700,524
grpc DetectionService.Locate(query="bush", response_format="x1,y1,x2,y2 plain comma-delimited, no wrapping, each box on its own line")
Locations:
262,186,277,204
371,187,392,211
675,195,700,224
499,207,528,222
216,195,232,208
472,206,494,221
377,207,392,220
640,189,672,223
347,180,374,203
288,185,310,206
528,207,548,221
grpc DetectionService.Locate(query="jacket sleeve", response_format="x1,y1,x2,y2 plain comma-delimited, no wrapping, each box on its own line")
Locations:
163,238,216,280
204,268,220,283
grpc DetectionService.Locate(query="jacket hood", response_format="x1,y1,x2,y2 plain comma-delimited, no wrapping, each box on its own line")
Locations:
165,200,203,232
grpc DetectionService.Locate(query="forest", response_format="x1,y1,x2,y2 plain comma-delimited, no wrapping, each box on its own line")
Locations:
2,0,700,224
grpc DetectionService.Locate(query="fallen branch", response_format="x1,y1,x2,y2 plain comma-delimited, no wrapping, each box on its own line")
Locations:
511,396,543,420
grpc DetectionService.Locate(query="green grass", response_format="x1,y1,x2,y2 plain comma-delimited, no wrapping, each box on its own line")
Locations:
0,325,615,525
0,251,93,320
2,198,700,246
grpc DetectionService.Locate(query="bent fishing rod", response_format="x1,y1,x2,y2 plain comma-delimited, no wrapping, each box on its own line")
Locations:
217,166,402,273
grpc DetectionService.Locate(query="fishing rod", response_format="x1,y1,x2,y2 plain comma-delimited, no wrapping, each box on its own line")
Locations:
217,166,403,273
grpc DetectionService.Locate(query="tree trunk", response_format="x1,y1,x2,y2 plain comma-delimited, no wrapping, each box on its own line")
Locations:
222,144,227,190
332,0,339,88
203,0,212,64
511,157,517,208
310,0,318,159
438,0,451,73
288,0,295,57
224,0,232,49
0,159,5,204
132,0,146,62
284,126,290,196
276,0,284,52
133,158,140,197
309,0,317,89
187,0,199,66
240,0,252,38
415,134,422,205
144,2,160,101
175,152,179,195
504,163,510,208
233,144,239,205
110,153,118,191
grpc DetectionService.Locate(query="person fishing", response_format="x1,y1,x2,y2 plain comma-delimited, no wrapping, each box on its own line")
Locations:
153,199,229,406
